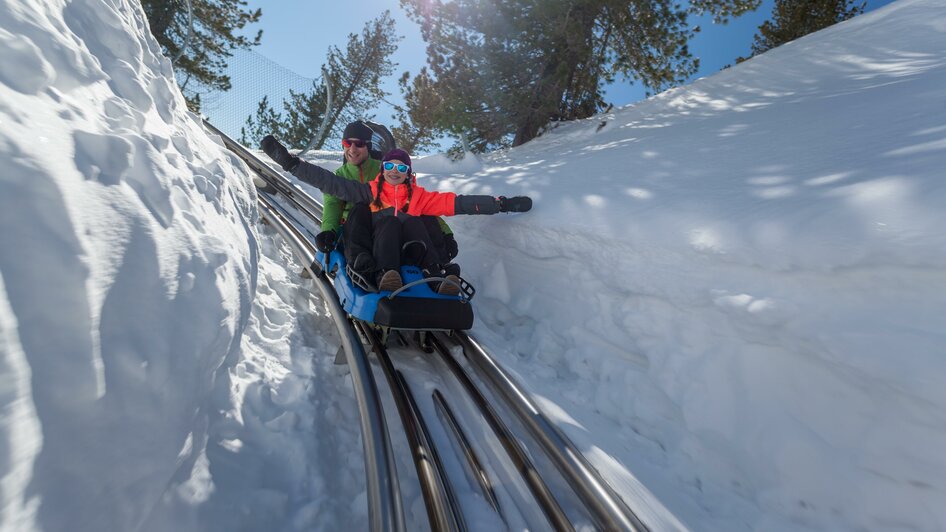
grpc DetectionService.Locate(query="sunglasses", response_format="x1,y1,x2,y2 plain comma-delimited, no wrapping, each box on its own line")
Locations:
342,138,368,148
383,162,410,173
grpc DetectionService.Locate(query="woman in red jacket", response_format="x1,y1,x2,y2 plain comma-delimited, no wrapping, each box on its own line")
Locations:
261,137,532,293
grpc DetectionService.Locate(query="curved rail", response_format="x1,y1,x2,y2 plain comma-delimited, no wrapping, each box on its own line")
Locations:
356,322,464,532
203,119,325,221
432,390,503,518
299,65,335,158
171,0,194,64
211,120,411,531
212,119,660,532
429,334,574,532
451,332,648,532
258,187,405,532
398,375,467,532
215,121,464,531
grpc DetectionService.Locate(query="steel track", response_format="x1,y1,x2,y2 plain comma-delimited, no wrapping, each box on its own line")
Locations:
211,122,652,532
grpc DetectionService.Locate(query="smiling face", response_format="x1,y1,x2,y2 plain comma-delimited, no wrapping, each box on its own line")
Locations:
382,159,410,185
344,138,369,166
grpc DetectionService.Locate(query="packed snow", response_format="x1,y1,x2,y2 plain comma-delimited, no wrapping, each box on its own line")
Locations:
2,0,945,531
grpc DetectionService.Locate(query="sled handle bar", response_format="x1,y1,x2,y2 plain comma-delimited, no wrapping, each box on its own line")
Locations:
387,277,469,302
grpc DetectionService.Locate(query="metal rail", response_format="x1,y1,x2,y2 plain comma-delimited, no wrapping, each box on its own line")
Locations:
429,335,574,532
299,65,335,158
432,389,503,518
452,332,648,532
203,119,325,220
212,120,412,531
170,0,194,64
356,322,464,532
213,120,657,532
257,184,405,532
399,373,468,532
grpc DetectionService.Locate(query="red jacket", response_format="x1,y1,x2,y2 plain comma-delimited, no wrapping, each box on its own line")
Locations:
367,176,457,217
292,161,501,217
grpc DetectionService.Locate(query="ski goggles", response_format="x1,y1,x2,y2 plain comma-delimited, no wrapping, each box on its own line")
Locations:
342,138,368,148
382,162,410,173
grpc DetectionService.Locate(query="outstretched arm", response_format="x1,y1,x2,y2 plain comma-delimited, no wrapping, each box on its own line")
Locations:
260,135,372,204
454,195,532,215
292,161,373,204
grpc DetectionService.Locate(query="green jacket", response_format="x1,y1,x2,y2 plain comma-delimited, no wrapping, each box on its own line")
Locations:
322,157,453,236
321,158,381,233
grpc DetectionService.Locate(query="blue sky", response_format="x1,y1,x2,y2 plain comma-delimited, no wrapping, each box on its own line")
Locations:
223,0,896,149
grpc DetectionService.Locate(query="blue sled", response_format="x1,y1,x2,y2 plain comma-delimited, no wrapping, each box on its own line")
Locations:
317,249,475,331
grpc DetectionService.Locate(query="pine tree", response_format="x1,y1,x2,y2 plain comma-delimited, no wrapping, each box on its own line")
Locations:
239,96,281,147
241,12,399,150
238,87,330,150
142,0,262,110
319,11,401,149
400,0,760,149
392,69,443,153
740,0,865,61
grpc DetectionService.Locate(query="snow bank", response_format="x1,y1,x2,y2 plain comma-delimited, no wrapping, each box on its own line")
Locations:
418,0,946,529
414,151,484,176
3,0,944,530
0,0,259,529
142,231,376,531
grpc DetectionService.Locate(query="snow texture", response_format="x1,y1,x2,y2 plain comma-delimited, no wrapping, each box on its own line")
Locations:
1,0,945,531
0,0,258,530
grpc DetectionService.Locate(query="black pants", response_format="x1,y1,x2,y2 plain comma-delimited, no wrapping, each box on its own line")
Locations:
420,215,452,265
343,203,441,275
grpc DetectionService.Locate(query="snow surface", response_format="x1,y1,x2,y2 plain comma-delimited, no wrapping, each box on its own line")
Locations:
2,0,946,531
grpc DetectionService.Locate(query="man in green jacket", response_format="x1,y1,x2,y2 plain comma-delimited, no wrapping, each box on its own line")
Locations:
313,121,380,251
314,121,460,272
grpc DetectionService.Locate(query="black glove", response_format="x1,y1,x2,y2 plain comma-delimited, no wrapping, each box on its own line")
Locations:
260,135,300,172
443,233,459,260
498,196,532,213
314,229,337,252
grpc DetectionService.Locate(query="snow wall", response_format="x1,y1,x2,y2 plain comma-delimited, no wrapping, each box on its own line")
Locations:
0,0,259,529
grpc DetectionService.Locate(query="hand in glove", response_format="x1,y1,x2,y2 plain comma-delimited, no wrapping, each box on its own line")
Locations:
443,233,459,260
260,135,300,172
498,196,532,213
314,229,337,253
